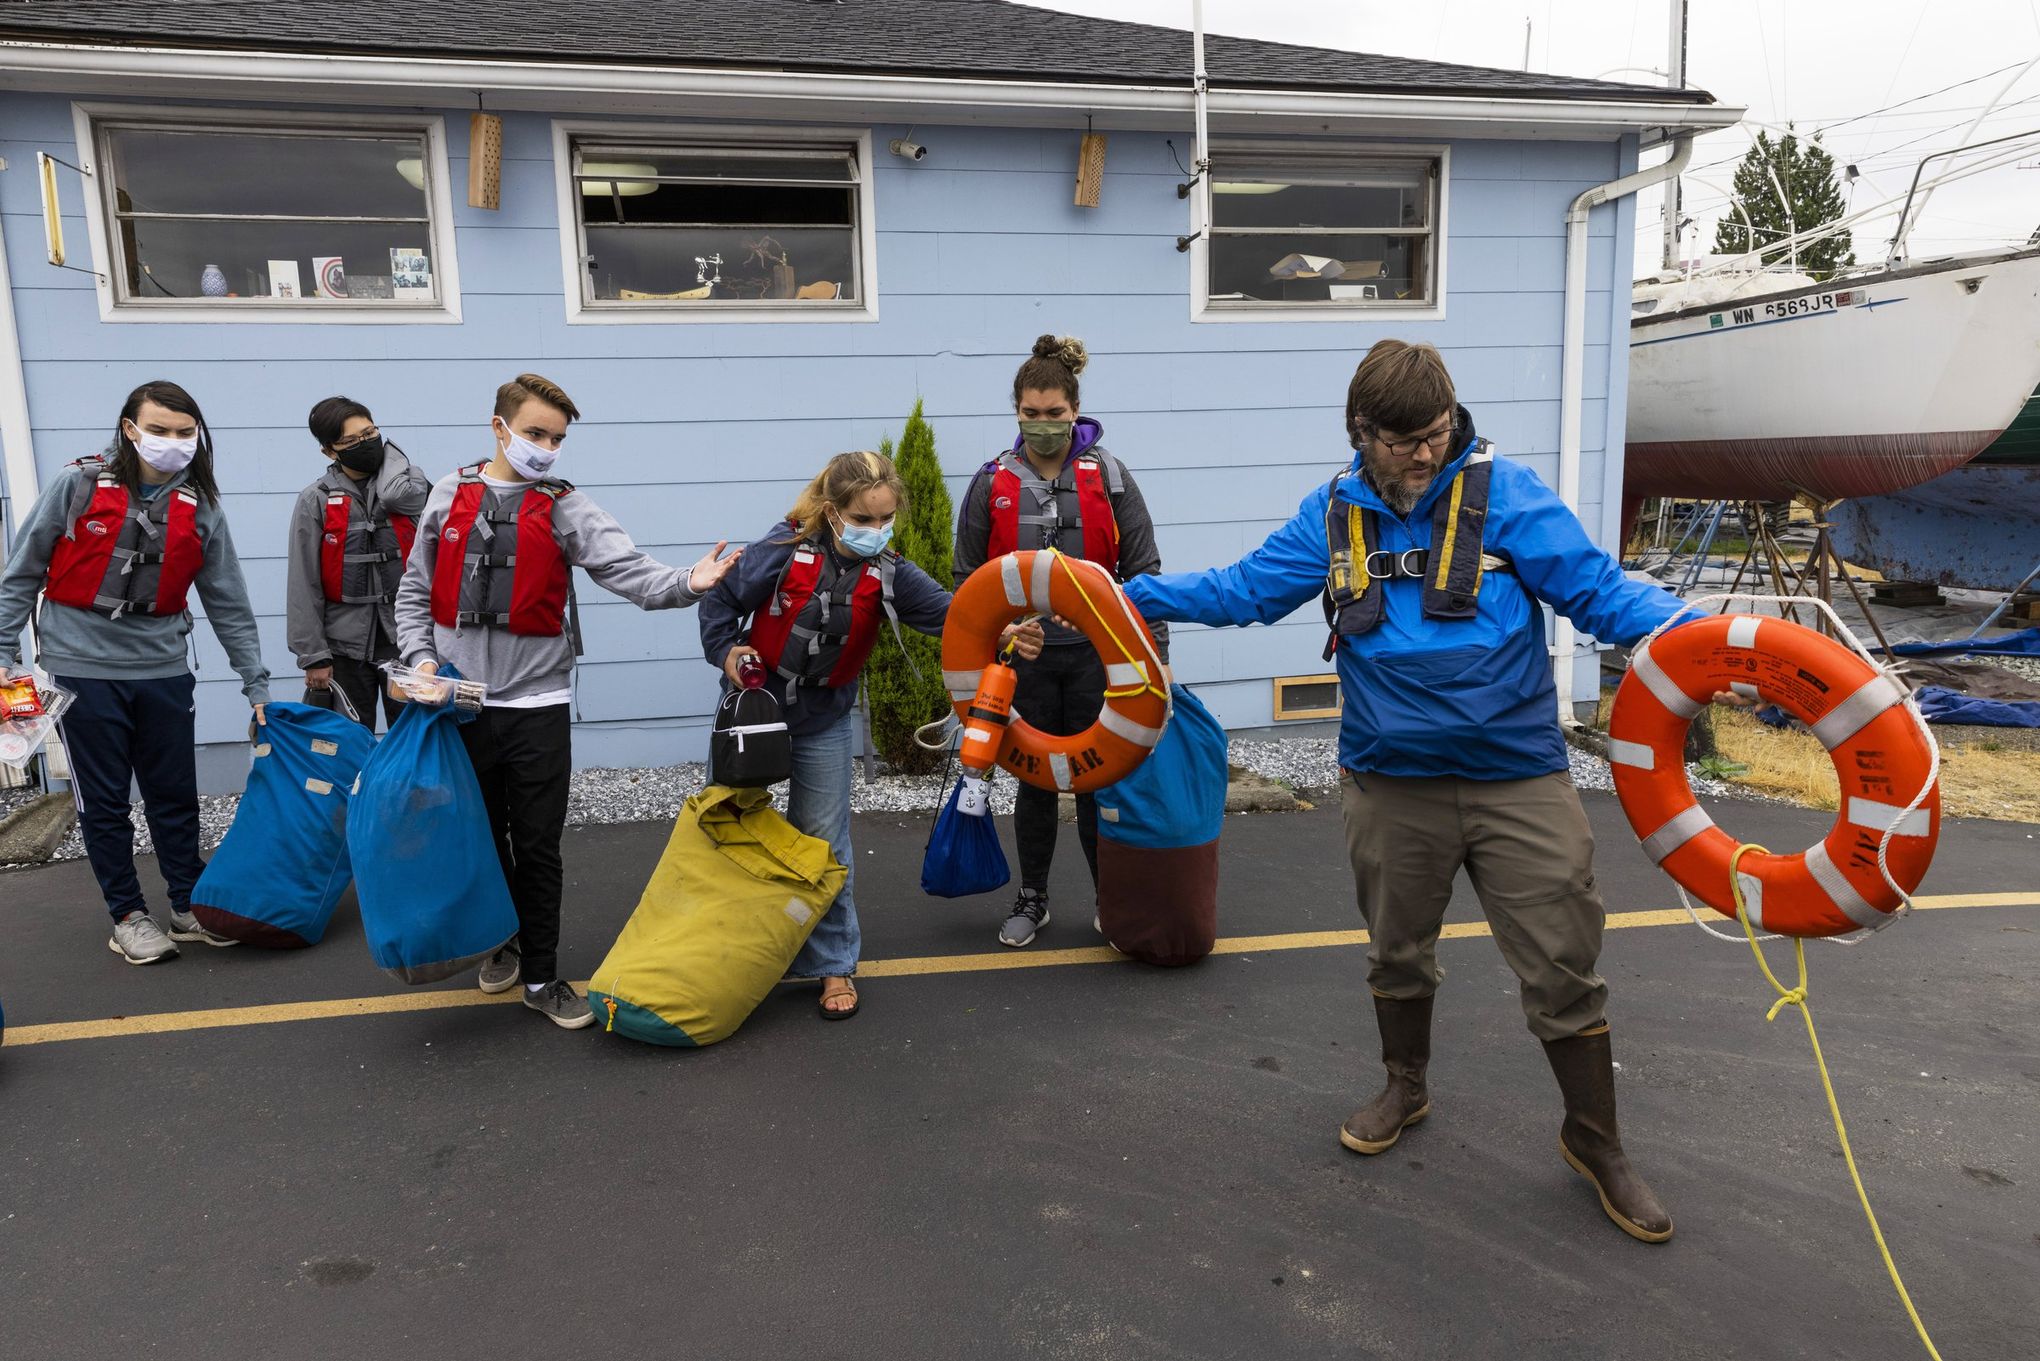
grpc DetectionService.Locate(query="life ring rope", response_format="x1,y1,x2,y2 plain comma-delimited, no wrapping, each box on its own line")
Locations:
1616,592,1941,943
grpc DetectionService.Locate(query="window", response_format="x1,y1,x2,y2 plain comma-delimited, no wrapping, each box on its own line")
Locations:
82,108,458,319
563,130,871,317
1202,147,1442,315
1272,674,1344,721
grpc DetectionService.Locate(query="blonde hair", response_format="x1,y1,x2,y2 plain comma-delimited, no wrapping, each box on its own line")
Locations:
1012,333,1089,407
785,450,907,543
495,372,581,424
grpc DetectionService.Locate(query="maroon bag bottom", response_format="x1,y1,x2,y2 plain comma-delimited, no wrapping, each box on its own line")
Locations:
188,904,315,949
1095,837,1218,967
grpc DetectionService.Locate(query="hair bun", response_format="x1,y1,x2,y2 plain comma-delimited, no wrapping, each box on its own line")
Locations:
1055,336,1089,376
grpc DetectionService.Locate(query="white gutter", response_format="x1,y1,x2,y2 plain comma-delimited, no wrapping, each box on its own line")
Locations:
0,41,1744,137
1552,133,1695,724
0,207,39,538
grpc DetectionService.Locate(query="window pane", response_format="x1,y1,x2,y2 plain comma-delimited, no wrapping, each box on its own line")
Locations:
107,127,429,219
577,148,856,184
582,225,858,303
1210,176,1430,231
117,217,439,300
1209,233,1430,304
579,178,854,229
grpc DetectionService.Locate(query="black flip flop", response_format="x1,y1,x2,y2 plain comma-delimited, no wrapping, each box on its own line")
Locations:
818,978,860,1021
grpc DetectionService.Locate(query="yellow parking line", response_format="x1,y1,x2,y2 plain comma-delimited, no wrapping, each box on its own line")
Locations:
5,892,2034,1049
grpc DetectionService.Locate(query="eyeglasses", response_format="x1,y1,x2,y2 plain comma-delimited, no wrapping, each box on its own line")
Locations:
331,426,380,451
1370,423,1457,458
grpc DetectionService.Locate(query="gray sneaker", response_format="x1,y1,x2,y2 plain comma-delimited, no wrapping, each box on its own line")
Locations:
523,979,595,1030
167,909,240,948
109,912,180,965
999,892,1050,948
477,943,522,994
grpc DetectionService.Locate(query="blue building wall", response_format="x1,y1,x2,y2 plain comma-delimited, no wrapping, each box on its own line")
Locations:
0,91,1637,791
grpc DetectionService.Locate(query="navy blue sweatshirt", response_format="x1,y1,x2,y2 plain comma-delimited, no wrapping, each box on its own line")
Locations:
698,521,952,737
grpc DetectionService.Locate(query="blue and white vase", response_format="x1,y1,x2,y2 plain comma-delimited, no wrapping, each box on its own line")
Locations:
200,263,228,298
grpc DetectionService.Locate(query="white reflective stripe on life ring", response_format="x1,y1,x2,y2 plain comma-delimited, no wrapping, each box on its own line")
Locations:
1631,643,1705,720
1048,751,1073,791
1726,616,1763,648
1639,803,1715,864
1029,550,1056,614
1809,674,1905,750
1607,737,1655,769
1105,662,1147,688
1804,841,1888,930
943,668,983,702
1097,703,1163,749
1847,796,1933,839
1000,555,1027,609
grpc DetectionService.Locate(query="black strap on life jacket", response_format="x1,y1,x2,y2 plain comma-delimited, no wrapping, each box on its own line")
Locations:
1319,440,1511,660
767,541,913,692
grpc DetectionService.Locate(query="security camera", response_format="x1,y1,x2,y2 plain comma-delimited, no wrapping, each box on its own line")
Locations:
889,138,928,162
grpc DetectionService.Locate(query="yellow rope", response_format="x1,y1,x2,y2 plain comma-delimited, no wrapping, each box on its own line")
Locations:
1046,550,1170,702
1728,844,1944,1361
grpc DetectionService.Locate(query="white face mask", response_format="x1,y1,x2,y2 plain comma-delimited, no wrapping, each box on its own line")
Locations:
495,418,560,480
127,422,199,475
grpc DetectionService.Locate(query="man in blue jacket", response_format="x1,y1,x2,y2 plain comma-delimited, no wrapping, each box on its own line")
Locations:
1124,340,1702,1244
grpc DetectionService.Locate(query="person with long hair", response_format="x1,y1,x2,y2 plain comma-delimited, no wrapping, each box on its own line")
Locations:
953,335,1169,948
701,450,1044,1019
0,380,270,964
284,396,432,730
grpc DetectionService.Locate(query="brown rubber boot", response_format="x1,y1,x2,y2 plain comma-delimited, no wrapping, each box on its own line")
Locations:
1338,994,1433,1155
1543,1028,1674,1243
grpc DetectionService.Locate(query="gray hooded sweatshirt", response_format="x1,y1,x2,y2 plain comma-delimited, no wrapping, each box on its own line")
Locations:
0,458,271,704
393,465,702,703
284,447,433,669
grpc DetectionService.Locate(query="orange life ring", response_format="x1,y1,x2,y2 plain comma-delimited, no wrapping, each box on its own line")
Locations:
943,550,1170,795
1608,614,1939,938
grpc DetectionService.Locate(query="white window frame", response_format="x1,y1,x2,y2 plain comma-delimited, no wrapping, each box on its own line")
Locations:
1190,141,1449,325
69,102,463,325
551,119,878,324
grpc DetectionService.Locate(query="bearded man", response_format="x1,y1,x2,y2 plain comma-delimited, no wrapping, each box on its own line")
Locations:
1123,339,1734,1243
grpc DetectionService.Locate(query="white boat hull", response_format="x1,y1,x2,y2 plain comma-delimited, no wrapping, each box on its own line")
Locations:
1624,248,2040,502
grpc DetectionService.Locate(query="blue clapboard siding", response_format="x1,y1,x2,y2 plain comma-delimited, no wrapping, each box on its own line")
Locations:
0,91,1638,791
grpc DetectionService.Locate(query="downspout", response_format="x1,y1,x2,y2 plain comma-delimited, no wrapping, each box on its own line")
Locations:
0,208,38,539
1552,131,1694,725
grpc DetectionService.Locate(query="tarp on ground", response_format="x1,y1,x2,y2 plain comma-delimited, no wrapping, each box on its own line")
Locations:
1913,685,2040,729
1884,625,2040,658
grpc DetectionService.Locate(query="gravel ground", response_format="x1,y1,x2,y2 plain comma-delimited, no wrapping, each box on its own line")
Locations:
1,735,1774,865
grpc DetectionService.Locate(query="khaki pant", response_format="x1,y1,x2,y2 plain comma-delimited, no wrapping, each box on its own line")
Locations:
1340,770,1608,1041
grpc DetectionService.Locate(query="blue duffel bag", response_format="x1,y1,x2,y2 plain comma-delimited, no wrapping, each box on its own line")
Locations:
346,673,518,984
191,702,375,947
1094,685,1229,965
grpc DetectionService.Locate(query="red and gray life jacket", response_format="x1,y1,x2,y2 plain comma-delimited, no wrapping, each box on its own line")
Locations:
982,449,1122,569
42,457,206,619
320,477,417,607
747,526,907,690
1321,440,1513,659
428,463,573,637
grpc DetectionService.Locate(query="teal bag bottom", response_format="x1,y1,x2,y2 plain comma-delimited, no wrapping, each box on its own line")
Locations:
587,991,702,1048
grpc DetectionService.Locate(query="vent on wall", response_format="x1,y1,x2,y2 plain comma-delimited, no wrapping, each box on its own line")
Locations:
1272,674,1342,721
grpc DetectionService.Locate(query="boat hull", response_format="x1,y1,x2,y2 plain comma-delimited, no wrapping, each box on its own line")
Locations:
1624,250,2040,502
1829,462,2040,590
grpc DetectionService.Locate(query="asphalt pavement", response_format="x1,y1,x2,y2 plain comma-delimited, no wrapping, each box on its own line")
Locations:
1,789,2035,1360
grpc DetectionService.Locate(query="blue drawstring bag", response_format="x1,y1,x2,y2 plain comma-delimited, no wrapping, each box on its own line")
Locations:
921,773,1011,898
191,702,375,947
1094,685,1229,965
346,671,518,984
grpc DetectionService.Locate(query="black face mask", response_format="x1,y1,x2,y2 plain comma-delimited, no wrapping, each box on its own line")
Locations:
332,435,386,476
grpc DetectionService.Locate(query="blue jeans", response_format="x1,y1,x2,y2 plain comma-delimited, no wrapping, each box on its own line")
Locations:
785,711,858,978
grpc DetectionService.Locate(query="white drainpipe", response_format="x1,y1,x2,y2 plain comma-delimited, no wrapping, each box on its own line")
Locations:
0,208,39,537
1552,132,1694,725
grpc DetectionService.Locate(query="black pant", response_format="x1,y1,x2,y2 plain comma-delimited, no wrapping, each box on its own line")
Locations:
1010,643,1104,893
304,653,402,732
54,673,205,921
458,705,572,985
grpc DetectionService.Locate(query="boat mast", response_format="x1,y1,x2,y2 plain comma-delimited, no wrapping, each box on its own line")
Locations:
1662,0,1687,270
1887,54,2040,263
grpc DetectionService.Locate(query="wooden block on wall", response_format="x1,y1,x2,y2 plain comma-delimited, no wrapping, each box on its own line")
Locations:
469,112,503,210
1074,132,1107,208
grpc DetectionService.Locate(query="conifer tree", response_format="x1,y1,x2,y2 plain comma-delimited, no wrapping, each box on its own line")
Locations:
1712,129,1855,280
863,400,955,775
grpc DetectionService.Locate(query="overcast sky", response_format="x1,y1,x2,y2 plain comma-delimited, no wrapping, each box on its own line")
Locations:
1023,0,2040,276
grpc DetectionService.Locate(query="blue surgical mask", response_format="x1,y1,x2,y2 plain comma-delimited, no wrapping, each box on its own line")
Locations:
832,511,894,558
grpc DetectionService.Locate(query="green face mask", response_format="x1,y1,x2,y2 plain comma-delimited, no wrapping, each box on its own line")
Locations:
1019,420,1074,458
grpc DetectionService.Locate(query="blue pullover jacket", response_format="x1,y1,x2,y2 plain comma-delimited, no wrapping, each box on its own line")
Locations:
1122,414,1686,780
